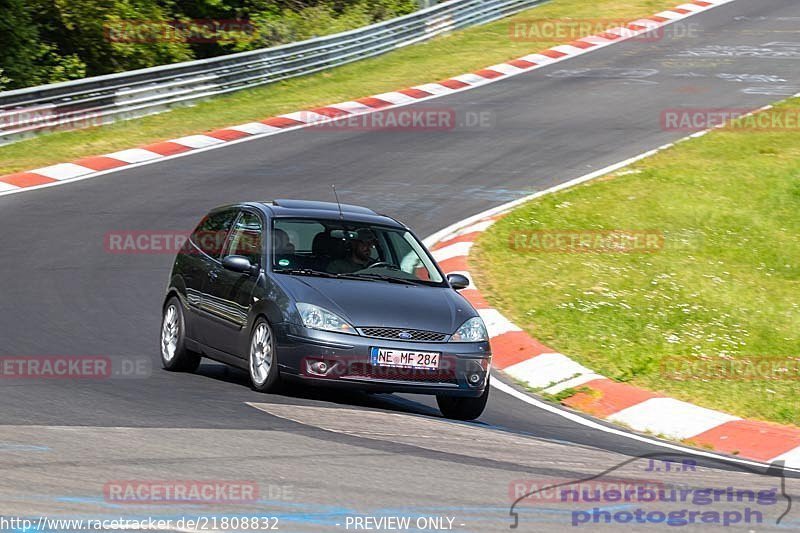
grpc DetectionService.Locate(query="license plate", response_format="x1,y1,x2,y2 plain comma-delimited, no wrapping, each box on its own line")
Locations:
370,347,440,369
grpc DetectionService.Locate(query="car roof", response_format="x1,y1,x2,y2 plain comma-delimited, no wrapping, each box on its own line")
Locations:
212,200,406,228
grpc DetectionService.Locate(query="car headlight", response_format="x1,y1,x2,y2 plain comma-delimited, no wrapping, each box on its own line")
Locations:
296,303,357,335
450,317,489,342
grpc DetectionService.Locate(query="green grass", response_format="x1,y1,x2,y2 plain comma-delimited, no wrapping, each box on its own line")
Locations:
0,0,677,176
473,98,800,427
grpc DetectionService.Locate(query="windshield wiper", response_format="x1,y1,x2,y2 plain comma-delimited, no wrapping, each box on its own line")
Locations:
273,268,380,283
273,268,340,278
345,272,420,285
274,268,421,285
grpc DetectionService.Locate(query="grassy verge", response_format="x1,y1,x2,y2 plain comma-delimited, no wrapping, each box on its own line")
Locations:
472,98,800,426
0,0,677,176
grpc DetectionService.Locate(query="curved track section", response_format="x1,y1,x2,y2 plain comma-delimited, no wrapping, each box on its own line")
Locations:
1,1,799,529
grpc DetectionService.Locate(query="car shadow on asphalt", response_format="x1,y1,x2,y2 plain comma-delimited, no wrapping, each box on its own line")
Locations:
194,360,445,419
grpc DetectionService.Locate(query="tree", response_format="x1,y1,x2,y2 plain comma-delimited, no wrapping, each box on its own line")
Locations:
33,0,193,77
0,0,44,88
0,0,419,89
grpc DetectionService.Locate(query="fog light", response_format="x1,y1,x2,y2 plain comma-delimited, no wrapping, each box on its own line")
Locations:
468,373,482,385
311,361,328,374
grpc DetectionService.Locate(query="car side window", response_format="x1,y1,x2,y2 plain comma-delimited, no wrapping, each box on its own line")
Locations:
225,211,263,265
190,209,238,259
387,231,436,281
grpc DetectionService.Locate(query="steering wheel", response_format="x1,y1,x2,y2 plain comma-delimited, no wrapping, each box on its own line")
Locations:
367,261,401,270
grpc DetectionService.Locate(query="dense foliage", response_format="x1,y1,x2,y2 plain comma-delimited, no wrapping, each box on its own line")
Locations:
0,0,418,90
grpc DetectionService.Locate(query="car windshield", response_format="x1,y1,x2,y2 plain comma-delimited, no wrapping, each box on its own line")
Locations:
271,218,445,285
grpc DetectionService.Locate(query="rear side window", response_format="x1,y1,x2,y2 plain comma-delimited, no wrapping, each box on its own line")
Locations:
190,209,237,259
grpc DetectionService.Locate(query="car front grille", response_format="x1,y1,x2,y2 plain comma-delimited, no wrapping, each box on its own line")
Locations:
359,327,447,342
344,363,457,384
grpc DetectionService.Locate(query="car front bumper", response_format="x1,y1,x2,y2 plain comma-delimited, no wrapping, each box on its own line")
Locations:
274,323,491,397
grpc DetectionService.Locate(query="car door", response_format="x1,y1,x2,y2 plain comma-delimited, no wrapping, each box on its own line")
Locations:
202,209,264,357
181,208,238,342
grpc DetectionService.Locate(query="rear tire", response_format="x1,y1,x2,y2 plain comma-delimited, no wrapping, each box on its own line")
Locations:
248,318,281,393
437,381,489,421
160,297,201,372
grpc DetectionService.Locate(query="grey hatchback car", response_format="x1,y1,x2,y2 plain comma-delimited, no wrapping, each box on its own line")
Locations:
160,200,491,420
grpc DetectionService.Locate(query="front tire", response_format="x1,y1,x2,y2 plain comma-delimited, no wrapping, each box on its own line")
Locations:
249,318,281,392
160,297,201,372
437,381,490,421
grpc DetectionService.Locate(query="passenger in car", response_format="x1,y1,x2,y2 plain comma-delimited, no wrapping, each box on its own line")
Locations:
273,229,295,254
272,228,298,268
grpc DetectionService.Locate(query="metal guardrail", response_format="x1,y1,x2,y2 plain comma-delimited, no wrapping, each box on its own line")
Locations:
0,0,544,145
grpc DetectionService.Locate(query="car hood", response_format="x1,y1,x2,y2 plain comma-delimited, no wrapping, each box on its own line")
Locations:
277,275,476,334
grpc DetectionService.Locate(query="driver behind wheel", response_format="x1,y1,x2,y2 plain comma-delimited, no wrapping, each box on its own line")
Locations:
328,228,378,274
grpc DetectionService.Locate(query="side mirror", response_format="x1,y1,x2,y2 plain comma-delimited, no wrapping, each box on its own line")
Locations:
446,273,470,290
222,255,258,275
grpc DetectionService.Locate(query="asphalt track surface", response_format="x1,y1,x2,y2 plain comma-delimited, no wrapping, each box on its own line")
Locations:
2,1,800,530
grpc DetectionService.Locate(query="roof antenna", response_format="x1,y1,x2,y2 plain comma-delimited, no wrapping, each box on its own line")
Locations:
332,184,344,220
